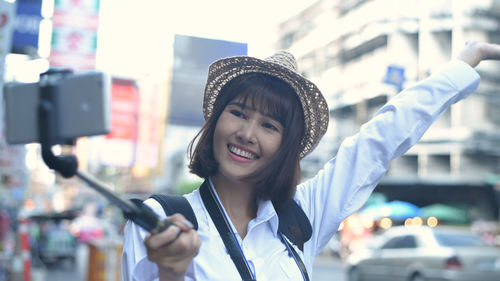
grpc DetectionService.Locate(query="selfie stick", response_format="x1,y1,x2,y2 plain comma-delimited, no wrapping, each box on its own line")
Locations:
37,70,171,234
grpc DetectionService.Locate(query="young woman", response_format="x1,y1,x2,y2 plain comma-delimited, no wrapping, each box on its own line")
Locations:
122,41,500,281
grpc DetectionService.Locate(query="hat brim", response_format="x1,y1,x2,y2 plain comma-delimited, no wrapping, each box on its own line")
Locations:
203,56,329,158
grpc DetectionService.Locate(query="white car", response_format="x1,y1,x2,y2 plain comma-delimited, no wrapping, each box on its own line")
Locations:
346,226,500,281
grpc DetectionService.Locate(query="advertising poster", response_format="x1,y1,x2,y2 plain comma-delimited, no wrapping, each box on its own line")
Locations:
49,0,100,70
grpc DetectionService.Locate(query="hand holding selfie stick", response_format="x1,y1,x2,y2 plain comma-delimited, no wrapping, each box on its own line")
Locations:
37,70,171,234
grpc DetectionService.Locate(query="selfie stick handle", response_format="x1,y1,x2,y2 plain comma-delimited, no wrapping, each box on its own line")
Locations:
37,70,171,234
75,171,171,234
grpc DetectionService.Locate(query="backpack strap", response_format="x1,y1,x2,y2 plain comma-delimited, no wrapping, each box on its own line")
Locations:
275,200,312,252
149,194,199,231
149,193,312,250
275,200,312,281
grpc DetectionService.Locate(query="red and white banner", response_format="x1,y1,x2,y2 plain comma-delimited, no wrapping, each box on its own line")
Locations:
18,217,31,281
99,78,139,167
49,0,100,71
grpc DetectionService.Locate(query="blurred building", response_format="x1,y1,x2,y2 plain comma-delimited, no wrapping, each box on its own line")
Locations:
276,0,500,183
275,0,500,220
154,35,248,193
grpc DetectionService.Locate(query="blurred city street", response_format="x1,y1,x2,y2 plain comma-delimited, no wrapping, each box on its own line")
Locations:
2,0,500,280
28,249,347,281
313,254,347,281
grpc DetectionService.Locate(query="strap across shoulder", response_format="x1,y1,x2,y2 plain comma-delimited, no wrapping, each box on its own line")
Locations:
149,194,199,230
276,200,312,251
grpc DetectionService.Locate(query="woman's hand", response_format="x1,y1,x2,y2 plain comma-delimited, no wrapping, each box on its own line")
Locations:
457,40,500,68
144,213,201,281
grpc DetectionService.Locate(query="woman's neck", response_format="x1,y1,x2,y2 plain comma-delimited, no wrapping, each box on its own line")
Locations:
210,175,257,236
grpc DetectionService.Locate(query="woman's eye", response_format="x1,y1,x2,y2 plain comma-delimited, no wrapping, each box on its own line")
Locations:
262,122,279,132
230,109,245,118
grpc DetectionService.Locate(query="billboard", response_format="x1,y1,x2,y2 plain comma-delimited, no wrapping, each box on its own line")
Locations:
169,35,247,126
11,0,43,55
99,78,139,167
49,0,100,70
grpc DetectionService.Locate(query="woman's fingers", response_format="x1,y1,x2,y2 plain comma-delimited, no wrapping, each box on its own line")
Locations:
160,228,201,260
146,224,182,249
146,227,201,276
480,42,500,61
145,213,195,250
166,213,195,232
144,213,201,276
146,228,200,262
458,40,500,67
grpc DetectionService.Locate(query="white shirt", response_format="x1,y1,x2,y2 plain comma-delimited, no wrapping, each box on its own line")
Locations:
121,60,480,281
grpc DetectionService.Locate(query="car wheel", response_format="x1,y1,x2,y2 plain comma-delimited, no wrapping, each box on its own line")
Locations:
410,273,426,281
348,267,363,281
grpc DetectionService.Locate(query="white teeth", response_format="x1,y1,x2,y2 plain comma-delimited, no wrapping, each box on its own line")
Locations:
229,145,256,159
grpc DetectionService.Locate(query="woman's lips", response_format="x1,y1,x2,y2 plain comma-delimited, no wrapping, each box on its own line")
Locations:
228,144,258,162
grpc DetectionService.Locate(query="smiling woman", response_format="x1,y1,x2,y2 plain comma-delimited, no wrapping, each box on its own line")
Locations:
121,41,500,281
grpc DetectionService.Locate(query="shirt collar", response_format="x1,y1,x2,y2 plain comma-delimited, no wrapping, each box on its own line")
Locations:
207,178,280,236
255,199,279,236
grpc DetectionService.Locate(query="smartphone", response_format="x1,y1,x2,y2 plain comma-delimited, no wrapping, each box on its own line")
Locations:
3,71,111,144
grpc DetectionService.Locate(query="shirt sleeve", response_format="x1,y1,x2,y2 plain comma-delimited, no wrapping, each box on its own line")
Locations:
121,199,167,281
295,59,480,257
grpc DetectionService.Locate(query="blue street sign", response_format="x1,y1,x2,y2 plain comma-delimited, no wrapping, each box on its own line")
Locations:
383,64,406,91
12,0,43,54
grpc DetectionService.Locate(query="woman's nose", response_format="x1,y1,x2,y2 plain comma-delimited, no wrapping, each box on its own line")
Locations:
236,121,257,144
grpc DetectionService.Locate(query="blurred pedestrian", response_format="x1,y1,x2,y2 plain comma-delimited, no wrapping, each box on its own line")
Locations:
71,203,104,243
122,41,500,281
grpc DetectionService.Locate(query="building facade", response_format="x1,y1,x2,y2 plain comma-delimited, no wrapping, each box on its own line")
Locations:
276,0,500,185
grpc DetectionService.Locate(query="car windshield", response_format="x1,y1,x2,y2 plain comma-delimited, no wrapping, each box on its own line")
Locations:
434,233,485,247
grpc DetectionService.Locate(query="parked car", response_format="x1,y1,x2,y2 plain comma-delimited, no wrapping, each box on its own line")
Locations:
346,225,500,281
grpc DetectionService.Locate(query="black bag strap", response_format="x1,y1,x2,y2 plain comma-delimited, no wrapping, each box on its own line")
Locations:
279,233,310,281
274,199,312,281
276,200,312,251
149,194,198,230
199,181,256,281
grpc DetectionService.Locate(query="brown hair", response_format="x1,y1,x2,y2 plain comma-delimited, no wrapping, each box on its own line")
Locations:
188,73,305,210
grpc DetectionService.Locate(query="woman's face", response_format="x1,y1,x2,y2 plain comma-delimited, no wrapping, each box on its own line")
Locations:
213,97,283,182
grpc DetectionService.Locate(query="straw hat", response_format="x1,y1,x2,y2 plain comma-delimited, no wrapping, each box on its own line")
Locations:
203,50,329,158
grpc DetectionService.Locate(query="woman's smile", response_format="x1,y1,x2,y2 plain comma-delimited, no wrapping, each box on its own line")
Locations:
228,144,259,162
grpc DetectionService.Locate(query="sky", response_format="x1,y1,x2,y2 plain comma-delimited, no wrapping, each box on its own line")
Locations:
96,0,318,78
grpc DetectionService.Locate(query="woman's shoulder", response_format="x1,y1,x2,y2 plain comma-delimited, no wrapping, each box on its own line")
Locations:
184,188,202,209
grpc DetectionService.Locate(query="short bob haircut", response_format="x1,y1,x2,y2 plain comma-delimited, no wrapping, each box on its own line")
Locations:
188,73,305,210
